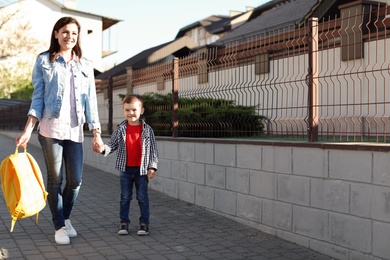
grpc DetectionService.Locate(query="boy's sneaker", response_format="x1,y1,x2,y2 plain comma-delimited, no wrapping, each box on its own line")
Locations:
118,223,129,235
137,224,149,236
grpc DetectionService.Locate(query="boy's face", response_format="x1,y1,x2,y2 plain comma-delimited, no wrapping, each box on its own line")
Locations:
123,100,144,125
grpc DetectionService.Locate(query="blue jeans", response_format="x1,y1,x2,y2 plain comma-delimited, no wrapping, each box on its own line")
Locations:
38,134,83,230
120,166,149,225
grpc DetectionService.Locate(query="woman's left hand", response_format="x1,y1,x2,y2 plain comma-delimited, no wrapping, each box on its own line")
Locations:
92,133,104,153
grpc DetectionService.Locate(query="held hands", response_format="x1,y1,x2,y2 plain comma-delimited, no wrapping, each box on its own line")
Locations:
92,134,104,153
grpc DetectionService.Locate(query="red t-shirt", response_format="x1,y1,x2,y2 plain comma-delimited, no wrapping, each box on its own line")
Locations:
126,123,142,166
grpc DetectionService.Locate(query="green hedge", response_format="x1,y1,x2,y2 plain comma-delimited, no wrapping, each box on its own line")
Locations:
121,93,266,138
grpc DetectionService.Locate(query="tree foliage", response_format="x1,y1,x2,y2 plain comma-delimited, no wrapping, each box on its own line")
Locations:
0,2,40,99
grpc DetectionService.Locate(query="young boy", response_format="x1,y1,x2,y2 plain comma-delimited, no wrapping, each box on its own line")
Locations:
98,94,158,235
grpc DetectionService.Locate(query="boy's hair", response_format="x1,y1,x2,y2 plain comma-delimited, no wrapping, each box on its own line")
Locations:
122,94,143,107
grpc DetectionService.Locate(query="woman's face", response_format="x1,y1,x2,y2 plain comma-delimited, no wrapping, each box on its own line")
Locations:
54,23,78,52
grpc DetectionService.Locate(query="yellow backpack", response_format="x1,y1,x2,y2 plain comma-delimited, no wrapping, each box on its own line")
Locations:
0,147,48,232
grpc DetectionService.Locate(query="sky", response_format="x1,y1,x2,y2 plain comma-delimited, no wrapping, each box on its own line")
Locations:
68,0,271,69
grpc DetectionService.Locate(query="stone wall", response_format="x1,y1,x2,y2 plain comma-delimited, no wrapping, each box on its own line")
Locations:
87,136,390,260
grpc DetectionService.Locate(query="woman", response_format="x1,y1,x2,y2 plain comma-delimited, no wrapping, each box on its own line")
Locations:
16,16,104,245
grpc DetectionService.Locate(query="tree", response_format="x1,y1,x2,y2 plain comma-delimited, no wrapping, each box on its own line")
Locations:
0,0,41,99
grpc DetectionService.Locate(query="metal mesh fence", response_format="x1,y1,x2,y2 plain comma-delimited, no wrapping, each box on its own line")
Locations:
2,4,389,143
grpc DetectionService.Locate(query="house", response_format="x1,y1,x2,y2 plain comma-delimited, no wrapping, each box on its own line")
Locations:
0,0,121,73
216,0,388,45
96,36,198,80
96,6,255,81
215,0,320,45
175,7,255,47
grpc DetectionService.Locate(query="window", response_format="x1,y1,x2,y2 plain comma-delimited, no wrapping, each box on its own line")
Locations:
255,53,269,75
157,76,164,91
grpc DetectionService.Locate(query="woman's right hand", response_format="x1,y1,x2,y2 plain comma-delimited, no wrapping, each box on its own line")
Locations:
16,115,38,148
16,132,32,148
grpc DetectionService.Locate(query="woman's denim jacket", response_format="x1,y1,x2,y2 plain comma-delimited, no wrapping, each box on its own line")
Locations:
28,52,101,130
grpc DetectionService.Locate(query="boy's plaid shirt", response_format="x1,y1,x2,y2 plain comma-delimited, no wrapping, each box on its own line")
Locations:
103,119,158,175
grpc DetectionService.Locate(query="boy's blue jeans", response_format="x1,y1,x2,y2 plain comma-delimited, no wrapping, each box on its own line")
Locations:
120,166,149,225
38,134,83,230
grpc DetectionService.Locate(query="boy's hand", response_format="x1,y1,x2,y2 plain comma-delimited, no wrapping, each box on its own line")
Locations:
93,143,105,153
147,169,156,179
95,144,105,153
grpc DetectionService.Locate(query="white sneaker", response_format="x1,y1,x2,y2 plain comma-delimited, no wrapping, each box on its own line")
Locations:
55,227,70,245
65,219,78,237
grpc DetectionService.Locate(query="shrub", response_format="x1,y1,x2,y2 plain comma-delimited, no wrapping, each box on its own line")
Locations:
121,93,266,138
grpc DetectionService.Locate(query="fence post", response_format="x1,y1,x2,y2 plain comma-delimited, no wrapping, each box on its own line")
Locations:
108,76,113,135
308,17,319,142
172,57,179,137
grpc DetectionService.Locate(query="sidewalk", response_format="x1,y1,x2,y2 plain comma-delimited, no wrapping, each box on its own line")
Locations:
0,133,333,260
